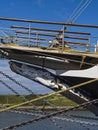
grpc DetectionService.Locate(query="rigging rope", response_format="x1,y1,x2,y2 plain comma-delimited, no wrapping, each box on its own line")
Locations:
67,0,93,22
0,79,41,111
0,71,65,130
0,70,55,107
67,0,84,22
72,0,93,22
0,78,97,113
0,61,97,129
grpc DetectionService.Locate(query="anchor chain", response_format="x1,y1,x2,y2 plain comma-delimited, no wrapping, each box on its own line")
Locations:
0,78,97,113
0,79,41,111
54,116,98,126
0,70,56,107
0,79,19,96
0,70,36,94
59,114,96,130
0,72,56,110
9,109,98,129
0,74,97,128
0,71,65,130
0,69,98,129
10,109,98,127
67,113,98,121
1,98,98,130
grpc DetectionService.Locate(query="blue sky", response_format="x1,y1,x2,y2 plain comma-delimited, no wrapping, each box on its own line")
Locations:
0,0,98,47
0,0,97,24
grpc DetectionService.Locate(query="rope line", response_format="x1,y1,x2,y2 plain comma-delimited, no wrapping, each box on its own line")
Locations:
0,79,41,111
72,0,93,22
67,0,93,22
0,70,97,129
0,71,65,130
0,78,97,113
67,0,84,22
0,70,55,107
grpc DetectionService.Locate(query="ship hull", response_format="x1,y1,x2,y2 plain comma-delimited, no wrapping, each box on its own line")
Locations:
1,46,98,115
9,60,98,115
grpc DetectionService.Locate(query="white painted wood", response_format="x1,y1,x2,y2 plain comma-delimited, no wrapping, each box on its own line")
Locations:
58,65,98,78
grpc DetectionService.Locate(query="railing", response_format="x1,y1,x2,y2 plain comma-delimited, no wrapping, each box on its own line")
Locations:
0,17,98,52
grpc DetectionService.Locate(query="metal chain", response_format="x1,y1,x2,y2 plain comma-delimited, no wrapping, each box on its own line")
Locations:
9,109,96,129
0,75,55,112
0,76,97,129
10,109,98,126
1,98,98,130
0,78,97,113
0,79,19,95
1,68,97,129
0,71,65,130
60,114,93,130
66,113,98,121
54,116,98,126
0,70,56,107
0,79,40,110
0,70,35,94
9,110,65,130
2,69,97,128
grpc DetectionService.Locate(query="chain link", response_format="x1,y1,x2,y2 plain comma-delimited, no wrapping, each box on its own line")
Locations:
1,98,98,130
0,71,65,130
0,64,98,130
0,70,56,107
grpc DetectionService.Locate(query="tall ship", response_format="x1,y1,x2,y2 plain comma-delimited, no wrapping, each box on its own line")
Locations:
0,17,98,115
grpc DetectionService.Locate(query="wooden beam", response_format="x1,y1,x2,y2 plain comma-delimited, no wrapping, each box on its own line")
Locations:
65,41,89,46
0,17,98,28
16,30,89,40
11,25,91,35
11,26,62,33
13,36,47,41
